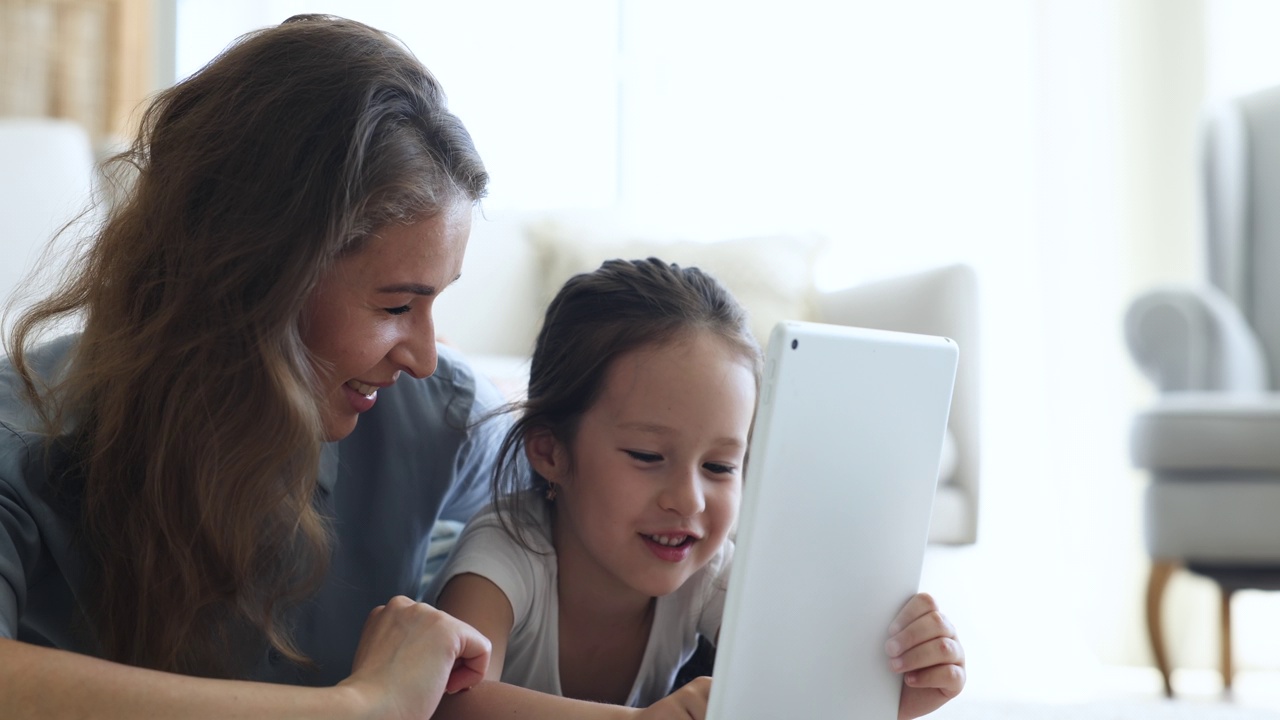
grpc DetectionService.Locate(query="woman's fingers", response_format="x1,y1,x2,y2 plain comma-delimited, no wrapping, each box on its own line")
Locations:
343,596,492,718
444,622,493,695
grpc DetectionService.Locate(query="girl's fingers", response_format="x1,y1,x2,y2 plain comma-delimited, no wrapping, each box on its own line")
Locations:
889,594,966,719
886,610,957,659
889,635,965,674
904,661,967,695
641,676,711,719
887,593,939,636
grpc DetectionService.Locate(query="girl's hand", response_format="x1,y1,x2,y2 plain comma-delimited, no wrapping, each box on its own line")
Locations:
338,595,492,720
637,676,711,720
886,593,965,720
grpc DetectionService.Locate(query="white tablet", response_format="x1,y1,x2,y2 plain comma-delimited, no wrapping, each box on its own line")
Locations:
707,321,958,720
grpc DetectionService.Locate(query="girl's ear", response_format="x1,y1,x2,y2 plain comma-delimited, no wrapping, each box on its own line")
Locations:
525,427,568,483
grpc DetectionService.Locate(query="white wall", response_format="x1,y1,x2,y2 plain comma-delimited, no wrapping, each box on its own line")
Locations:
175,0,620,211
174,0,1034,289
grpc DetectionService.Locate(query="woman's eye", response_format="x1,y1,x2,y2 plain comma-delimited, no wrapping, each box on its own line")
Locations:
385,305,412,316
624,450,663,463
703,462,736,475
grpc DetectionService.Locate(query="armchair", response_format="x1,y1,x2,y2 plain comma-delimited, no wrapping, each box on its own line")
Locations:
1124,85,1280,697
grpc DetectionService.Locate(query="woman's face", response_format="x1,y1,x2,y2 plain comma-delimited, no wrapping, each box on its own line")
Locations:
301,202,471,441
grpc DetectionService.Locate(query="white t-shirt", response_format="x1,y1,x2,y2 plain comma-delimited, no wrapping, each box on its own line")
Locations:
425,499,733,708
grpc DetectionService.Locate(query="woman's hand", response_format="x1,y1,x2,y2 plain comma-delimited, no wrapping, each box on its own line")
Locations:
338,595,491,720
636,676,711,720
886,593,965,720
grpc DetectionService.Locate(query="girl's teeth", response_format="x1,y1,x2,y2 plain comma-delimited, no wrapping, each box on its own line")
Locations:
347,380,377,397
648,534,688,547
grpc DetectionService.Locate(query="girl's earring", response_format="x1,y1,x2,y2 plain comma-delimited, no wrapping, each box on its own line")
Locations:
546,483,558,501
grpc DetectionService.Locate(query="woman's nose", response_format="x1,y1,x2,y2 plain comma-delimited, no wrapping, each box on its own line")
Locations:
391,317,438,379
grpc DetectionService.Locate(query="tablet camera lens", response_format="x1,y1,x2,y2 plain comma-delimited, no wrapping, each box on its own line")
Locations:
791,339,798,350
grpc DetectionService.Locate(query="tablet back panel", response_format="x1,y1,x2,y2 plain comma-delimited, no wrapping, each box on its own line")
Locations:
707,321,958,720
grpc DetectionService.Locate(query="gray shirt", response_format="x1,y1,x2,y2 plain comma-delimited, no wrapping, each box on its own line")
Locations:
0,335,507,685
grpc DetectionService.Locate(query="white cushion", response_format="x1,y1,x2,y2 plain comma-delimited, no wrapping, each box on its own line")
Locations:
434,212,544,358
463,352,531,402
927,483,968,545
936,429,958,485
526,220,824,347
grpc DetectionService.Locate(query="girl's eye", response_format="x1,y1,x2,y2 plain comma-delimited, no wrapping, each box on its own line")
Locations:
385,305,412,316
703,462,736,475
624,450,663,463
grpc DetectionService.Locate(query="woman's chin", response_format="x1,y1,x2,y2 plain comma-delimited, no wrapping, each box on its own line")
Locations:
321,412,358,442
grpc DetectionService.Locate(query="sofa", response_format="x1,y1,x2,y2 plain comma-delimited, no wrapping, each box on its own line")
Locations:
433,208,981,545
0,117,98,327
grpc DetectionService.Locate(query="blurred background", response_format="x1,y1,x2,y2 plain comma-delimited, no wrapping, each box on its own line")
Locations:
5,0,1280,706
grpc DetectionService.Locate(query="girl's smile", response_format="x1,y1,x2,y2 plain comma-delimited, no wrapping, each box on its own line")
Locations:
641,532,698,562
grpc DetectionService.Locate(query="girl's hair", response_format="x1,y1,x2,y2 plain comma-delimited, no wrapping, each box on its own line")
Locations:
491,257,762,547
6,15,486,677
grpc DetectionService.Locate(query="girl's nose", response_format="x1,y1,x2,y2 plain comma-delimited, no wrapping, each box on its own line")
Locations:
659,468,706,517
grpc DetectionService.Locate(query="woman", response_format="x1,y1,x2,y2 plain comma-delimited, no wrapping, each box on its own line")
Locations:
0,15,502,718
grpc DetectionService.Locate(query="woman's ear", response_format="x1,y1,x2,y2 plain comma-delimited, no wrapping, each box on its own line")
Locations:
525,427,568,483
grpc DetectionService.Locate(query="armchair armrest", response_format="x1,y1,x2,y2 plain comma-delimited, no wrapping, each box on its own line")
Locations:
1123,285,1268,393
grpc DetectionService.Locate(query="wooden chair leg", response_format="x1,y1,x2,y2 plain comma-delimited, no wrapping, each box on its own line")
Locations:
1147,560,1179,698
1220,586,1235,691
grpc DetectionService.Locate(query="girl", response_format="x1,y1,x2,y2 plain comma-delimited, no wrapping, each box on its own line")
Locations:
428,258,965,719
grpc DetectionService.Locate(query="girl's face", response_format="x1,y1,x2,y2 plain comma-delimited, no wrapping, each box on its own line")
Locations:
301,203,470,441
545,331,757,603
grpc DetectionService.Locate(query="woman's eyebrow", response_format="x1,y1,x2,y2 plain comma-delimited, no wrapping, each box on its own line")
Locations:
376,274,462,295
377,282,436,296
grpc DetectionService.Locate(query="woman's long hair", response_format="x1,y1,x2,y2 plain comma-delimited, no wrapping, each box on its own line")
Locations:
5,15,486,677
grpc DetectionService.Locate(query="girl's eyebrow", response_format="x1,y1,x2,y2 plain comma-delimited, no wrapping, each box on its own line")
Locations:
618,421,675,436
618,421,746,448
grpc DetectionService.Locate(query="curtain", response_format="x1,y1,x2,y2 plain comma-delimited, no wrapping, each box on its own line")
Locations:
0,0,154,149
